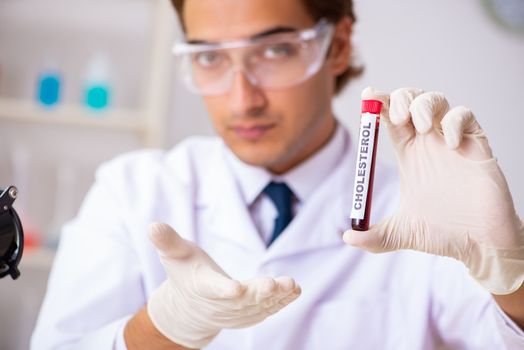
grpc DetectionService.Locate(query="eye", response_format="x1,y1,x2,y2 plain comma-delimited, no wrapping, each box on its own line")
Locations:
193,51,225,68
262,43,297,59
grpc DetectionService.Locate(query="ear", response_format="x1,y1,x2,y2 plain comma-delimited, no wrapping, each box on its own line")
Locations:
327,16,352,76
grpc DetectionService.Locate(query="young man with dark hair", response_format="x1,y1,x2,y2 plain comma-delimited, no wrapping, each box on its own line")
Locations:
32,0,524,349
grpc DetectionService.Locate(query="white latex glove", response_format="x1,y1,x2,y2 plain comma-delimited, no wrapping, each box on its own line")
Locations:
147,223,301,349
344,87,524,295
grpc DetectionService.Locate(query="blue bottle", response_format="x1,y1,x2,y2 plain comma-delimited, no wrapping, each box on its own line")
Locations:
84,55,111,111
37,69,62,107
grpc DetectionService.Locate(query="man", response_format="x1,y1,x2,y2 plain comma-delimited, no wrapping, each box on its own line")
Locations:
32,0,524,349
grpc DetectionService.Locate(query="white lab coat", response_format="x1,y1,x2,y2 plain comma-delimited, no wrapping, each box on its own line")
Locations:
31,131,524,349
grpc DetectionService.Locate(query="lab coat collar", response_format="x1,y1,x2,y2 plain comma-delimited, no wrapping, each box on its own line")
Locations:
224,122,346,204
262,128,354,262
202,124,356,260
201,145,268,254
223,147,271,207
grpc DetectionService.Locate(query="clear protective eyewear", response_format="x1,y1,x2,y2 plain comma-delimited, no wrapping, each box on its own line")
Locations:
172,19,335,96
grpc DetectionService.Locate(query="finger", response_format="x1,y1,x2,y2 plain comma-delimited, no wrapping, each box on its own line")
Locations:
242,277,278,305
253,277,278,299
253,277,300,309
148,222,193,259
226,285,301,328
231,283,301,324
266,278,301,306
273,276,296,293
343,229,384,253
265,288,301,315
409,92,450,134
261,284,301,316
343,219,398,253
441,106,493,160
388,87,425,145
389,87,425,126
195,265,245,299
441,106,478,149
276,284,301,306
361,86,390,118
361,87,393,154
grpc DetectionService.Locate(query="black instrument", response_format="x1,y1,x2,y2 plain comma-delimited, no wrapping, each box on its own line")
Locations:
0,186,24,279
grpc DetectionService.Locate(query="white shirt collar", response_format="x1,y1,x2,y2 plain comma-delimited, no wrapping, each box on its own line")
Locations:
224,122,348,205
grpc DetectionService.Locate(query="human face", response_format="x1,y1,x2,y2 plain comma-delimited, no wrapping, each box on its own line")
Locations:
183,0,351,174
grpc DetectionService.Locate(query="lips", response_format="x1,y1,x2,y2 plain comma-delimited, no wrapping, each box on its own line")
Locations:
232,124,275,140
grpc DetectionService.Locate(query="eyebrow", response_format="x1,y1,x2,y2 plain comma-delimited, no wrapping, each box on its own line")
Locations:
187,26,298,45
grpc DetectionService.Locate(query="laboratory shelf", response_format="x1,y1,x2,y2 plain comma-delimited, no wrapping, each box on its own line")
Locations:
0,0,176,261
0,98,145,132
0,0,175,148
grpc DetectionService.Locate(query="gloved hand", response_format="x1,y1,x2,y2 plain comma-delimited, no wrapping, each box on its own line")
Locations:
344,87,524,295
147,223,301,349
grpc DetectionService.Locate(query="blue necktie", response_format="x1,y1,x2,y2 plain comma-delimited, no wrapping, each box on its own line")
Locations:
263,181,294,246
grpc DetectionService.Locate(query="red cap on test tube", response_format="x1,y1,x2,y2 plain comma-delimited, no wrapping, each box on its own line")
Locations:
361,99,383,114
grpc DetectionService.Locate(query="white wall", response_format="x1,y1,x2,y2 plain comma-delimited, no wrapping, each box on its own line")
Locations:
339,0,524,215
168,0,524,215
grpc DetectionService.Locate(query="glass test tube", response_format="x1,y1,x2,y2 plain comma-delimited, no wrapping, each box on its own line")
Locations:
350,99,383,231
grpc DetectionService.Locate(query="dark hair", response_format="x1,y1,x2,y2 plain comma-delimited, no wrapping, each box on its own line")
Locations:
171,0,363,94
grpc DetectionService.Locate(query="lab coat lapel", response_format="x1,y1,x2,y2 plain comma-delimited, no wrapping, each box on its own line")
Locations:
198,133,357,260
200,149,267,254
262,150,356,262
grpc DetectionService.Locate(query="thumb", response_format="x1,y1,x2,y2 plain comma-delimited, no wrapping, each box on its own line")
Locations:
361,86,390,119
343,220,393,253
148,222,193,259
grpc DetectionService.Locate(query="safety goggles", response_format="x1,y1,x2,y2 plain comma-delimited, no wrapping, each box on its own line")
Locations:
0,186,24,280
172,19,335,96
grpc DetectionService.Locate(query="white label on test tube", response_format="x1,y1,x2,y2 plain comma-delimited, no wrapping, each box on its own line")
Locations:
350,112,378,220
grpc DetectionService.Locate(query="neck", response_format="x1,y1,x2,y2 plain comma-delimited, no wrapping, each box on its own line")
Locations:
269,116,337,175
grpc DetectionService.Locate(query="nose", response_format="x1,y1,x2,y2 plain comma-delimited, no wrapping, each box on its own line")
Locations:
228,70,268,117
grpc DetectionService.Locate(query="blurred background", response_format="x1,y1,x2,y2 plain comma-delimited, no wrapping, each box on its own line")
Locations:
0,0,523,348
